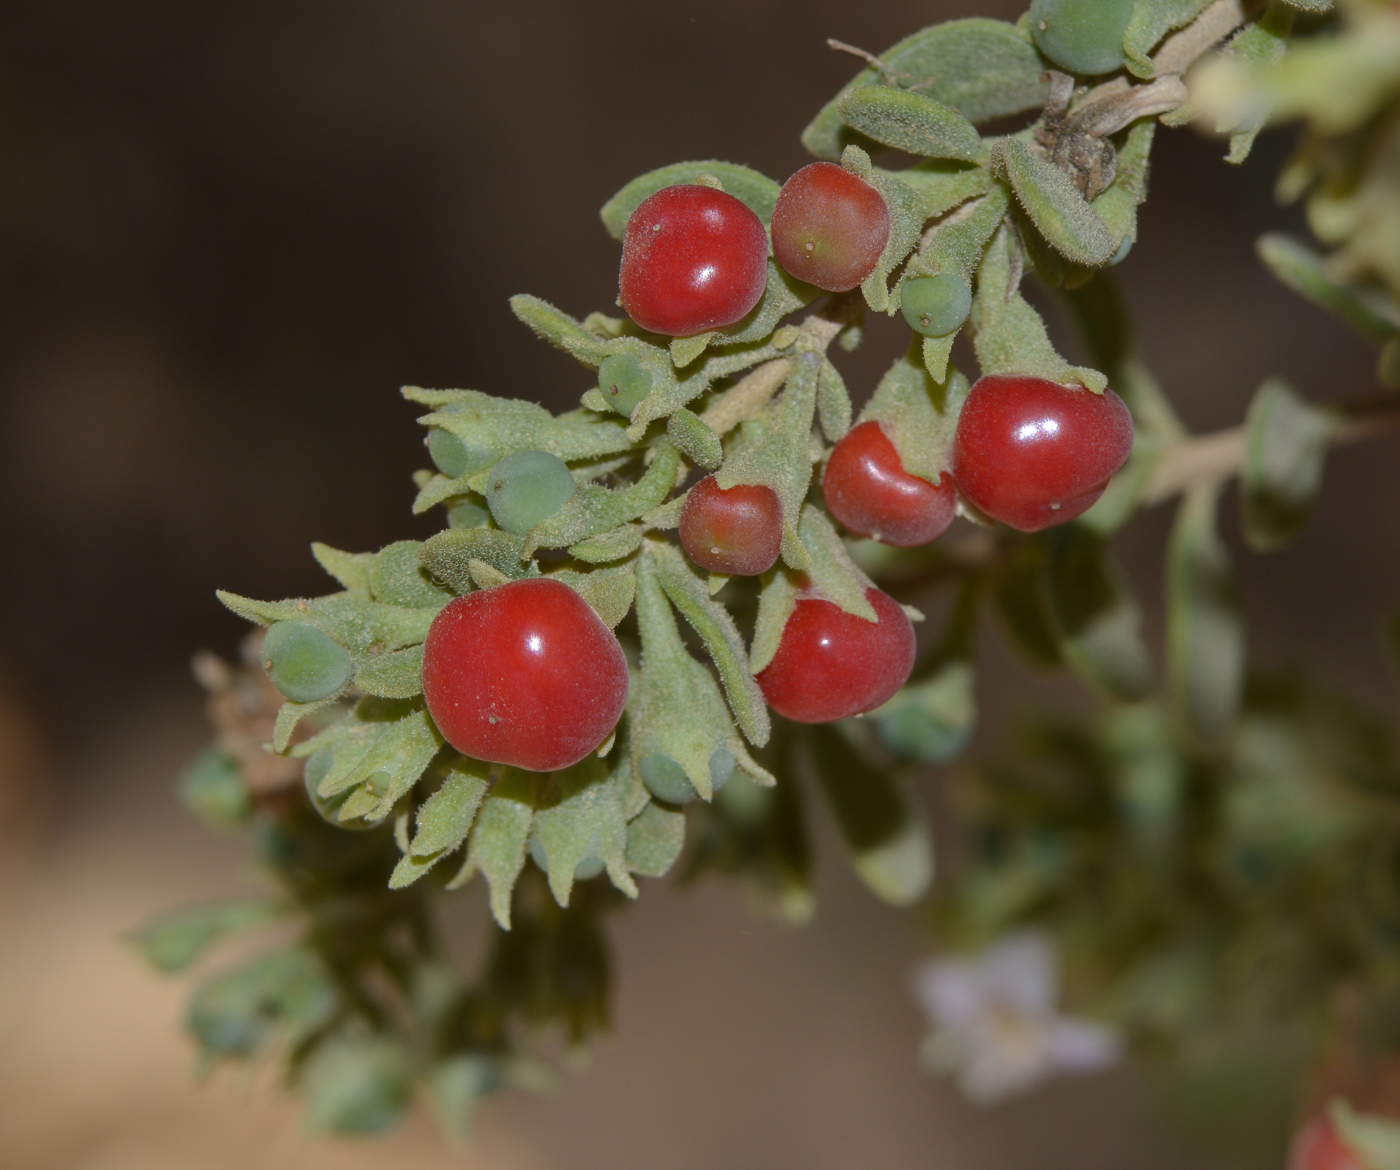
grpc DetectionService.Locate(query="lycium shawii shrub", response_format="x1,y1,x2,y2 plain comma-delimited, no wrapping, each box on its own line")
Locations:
137,0,1400,1150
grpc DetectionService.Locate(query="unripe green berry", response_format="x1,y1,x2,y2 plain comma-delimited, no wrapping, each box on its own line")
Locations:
484,450,577,537
261,620,353,703
901,273,972,337
639,747,734,804
426,428,492,479
446,496,490,529
529,834,605,879
1028,0,1133,76
596,353,653,418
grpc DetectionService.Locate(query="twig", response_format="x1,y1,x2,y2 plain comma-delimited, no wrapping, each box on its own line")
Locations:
825,38,930,90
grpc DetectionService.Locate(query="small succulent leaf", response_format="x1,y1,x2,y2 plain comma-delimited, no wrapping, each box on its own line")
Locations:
909,186,1010,283
419,528,533,593
569,523,645,563
347,707,443,823
1041,526,1154,701
802,18,1050,157
271,698,335,753
412,473,477,516
837,86,983,161
816,359,852,442
412,758,490,857
625,802,686,877
188,946,338,1060
716,351,820,525
546,565,636,630
467,769,541,929
627,335,785,437
523,441,679,555
972,224,1108,391
216,591,435,655
369,541,455,609
1219,7,1295,163
750,568,800,676
871,660,977,764
808,725,933,906
302,1036,412,1136
1090,122,1155,252
1241,377,1334,551
1123,0,1215,77
992,541,1063,668
858,340,970,483
714,261,815,347
356,644,425,700
666,407,723,469
179,749,251,829
406,385,631,463
797,504,877,621
130,898,281,974
533,755,636,907
506,295,609,365
670,332,714,369
468,560,512,590
992,139,1116,267
1255,234,1400,344
648,540,771,748
1167,484,1245,747
862,172,927,312
311,543,373,597
890,160,996,221
600,161,782,238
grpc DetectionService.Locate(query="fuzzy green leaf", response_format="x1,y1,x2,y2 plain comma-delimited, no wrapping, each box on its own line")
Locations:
972,224,1107,391
302,1036,412,1136
993,139,1116,268
547,565,636,630
625,802,686,877
910,186,1009,283
532,756,636,907
600,161,782,238
802,19,1050,158
809,726,933,906
216,591,435,655
131,899,281,974
569,523,645,563
862,169,928,313
816,359,852,442
311,543,373,597
750,569,800,676
648,540,771,748
188,946,337,1059
390,762,491,889
1256,234,1400,344
369,541,455,609
466,769,540,929
890,160,996,221
1123,0,1214,77
506,294,609,365
406,384,631,464
666,407,723,470
523,441,678,556
418,528,534,593
859,341,969,484
296,700,442,820
1089,121,1155,258
271,698,335,753
797,504,876,621
1241,378,1334,551
356,645,424,700
871,660,977,764
1167,484,1244,747
1220,6,1295,164
670,332,714,369
837,87,982,161
1042,526,1154,701
713,261,815,348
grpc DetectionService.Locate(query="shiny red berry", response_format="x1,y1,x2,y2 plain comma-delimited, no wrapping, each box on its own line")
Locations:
771,162,890,292
421,578,628,773
619,185,769,337
1289,1115,1365,1170
823,420,957,547
678,475,783,576
757,587,915,723
951,374,1134,532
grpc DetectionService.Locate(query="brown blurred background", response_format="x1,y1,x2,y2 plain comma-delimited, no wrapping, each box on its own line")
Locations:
0,2,1394,1168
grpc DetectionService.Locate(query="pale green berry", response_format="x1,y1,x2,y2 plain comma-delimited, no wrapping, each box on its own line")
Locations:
901,273,972,337
261,621,352,703
639,747,734,804
596,353,653,418
1029,0,1133,76
484,450,577,537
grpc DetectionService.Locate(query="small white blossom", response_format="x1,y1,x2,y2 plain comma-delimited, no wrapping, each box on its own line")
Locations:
912,931,1122,1104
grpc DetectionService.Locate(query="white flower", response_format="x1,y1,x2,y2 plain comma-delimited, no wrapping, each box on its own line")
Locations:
912,931,1122,1104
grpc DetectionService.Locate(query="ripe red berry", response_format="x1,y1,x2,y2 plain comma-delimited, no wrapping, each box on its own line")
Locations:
771,162,891,292
757,587,915,723
1288,1115,1365,1170
619,185,769,337
678,475,783,576
421,578,629,773
952,375,1133,532
823,420,957,547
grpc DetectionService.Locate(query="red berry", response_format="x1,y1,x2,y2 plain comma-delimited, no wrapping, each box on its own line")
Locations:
823,420,957,547
757,587,915,723
771,162,890,292
951,375,1134,532
678,475,783,576
421,578,628,773
1289,1115,1365,1170
619,185,769,337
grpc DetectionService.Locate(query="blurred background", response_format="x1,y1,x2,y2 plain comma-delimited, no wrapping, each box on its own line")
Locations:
0,1,1393,1167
